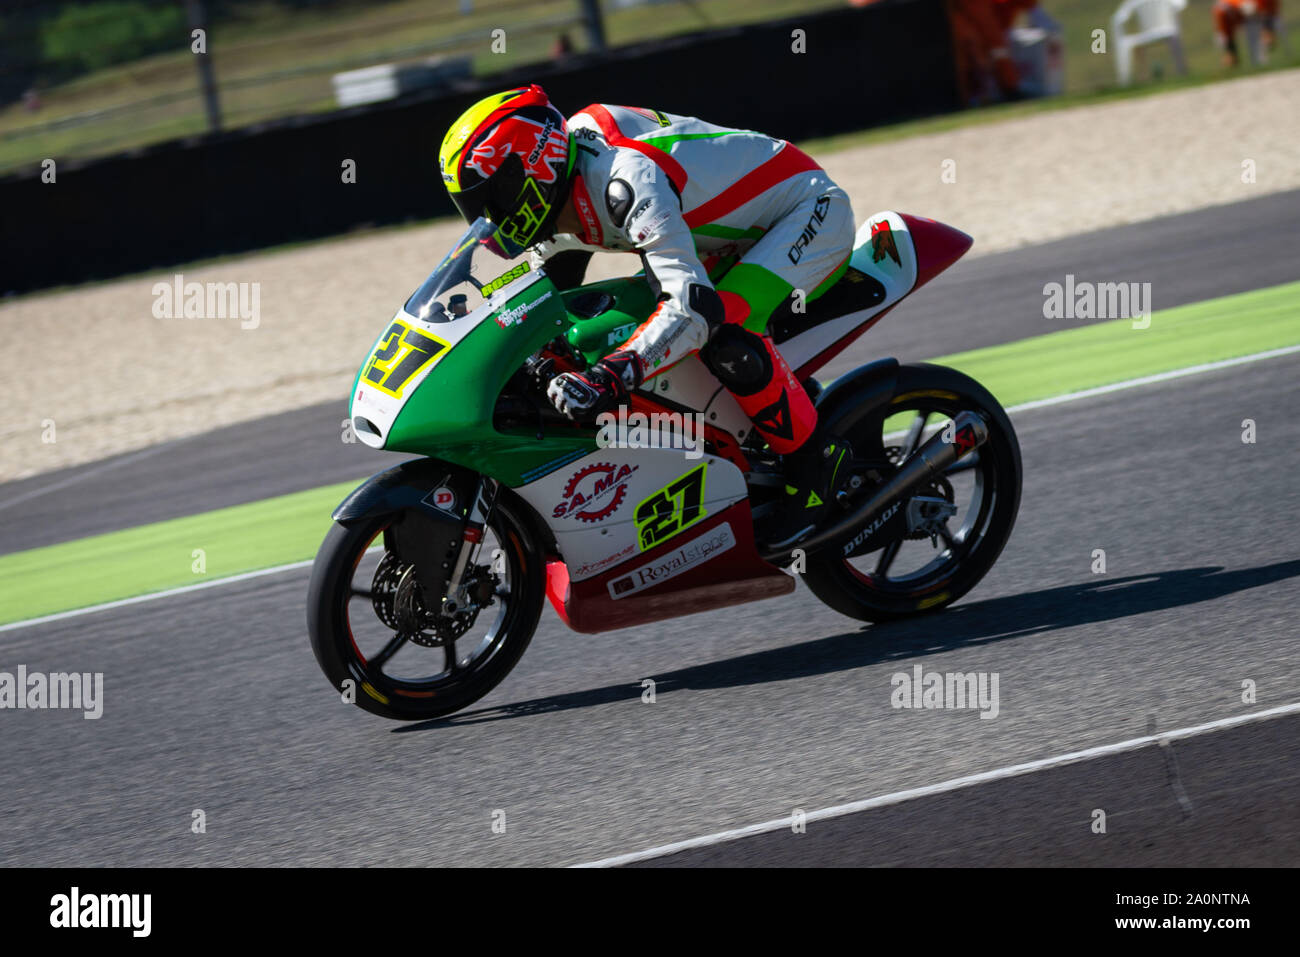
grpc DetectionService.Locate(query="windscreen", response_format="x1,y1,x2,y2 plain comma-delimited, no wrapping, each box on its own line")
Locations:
403,217,524,322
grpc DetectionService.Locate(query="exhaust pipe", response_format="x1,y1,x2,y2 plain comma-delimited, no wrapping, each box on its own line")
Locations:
760,411,989,563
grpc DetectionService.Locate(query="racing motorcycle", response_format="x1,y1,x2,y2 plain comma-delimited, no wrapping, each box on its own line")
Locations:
307,211,1021,720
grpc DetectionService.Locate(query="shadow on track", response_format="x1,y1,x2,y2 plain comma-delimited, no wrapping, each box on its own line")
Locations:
394,560,1300,732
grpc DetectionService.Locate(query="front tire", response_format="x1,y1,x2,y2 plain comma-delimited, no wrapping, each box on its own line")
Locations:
802,362,1022,622
307,493,545,720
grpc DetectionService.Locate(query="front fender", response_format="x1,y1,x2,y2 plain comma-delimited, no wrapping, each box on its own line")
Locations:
332,457,480,525
333,457,559,558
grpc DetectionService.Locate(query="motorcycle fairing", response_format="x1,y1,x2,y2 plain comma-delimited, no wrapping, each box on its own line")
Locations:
544,502,795,634
350,262,550,450
635,355,753,442
511,445,749,583
777,210,920,375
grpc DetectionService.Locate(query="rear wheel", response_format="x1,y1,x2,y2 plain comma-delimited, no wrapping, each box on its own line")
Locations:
307,494,545,720
802,362,1021,622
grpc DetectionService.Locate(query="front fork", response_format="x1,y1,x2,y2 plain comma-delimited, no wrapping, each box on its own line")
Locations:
439,476,499,618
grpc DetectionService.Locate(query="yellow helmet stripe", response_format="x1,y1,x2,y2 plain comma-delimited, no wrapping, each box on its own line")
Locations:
438,88,529,193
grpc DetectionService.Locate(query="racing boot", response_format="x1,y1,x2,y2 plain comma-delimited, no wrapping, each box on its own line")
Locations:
759,430,857,554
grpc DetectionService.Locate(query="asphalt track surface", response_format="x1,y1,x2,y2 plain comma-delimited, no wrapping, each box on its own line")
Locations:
1,194,1298,867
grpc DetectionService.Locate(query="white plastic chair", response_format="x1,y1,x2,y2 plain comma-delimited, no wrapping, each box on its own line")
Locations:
1111,0,1188,85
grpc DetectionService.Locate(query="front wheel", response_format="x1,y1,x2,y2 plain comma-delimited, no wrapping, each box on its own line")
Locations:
802,362,1022,622
307,492,545,720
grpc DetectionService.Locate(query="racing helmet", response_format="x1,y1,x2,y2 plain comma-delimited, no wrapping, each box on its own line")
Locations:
438,84,574,257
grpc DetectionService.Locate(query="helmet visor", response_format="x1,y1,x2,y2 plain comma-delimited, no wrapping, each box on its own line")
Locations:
487,175,553,259
448,146,562,258
448,178,489,227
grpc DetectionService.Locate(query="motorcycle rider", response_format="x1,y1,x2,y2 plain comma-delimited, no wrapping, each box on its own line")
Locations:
438,84,857,547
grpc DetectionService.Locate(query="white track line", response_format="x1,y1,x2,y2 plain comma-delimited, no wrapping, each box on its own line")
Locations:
3,342,1297,634
572,701,1300,867
1002,344,1300,414
0,559,315,634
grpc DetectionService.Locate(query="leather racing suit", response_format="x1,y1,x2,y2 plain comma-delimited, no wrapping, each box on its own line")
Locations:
535,104,855,454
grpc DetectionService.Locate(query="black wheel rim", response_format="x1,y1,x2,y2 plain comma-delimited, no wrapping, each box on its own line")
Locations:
841,392,1004,597
339,513,523,703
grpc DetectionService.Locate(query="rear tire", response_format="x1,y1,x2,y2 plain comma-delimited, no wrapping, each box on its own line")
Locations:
802,362,1021,622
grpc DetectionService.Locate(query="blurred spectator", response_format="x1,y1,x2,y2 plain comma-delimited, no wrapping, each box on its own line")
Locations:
552,32,575,62
993,0,1039,31
1213,0,1281,66
948,0,1060,104
22,88,43,112
947,0,1023,103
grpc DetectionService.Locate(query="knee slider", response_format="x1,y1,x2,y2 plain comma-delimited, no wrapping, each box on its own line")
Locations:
700,323,773,397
